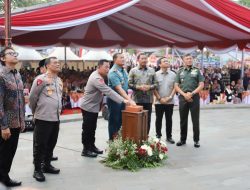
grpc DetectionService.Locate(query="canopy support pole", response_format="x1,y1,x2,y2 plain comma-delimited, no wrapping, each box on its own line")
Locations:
64,46,67,66
201,48,204,69
173,49,183,66
241,49,245,80
4,0,12,47
171,47,174,65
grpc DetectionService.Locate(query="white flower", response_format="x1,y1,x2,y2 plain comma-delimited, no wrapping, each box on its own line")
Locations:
141,145,149,150
147,148,153,156
159,154,164,160
160,141,167,147
152,137,159,143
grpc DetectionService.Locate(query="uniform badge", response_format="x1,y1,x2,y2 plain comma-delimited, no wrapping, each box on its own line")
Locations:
47,86,53,96
37,79,43,86
99,78,105,84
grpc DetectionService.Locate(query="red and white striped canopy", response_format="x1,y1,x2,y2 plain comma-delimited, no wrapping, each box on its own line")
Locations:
0,0,249,49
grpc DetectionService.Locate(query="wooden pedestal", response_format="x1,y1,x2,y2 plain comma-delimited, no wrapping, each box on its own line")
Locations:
122,110,148,144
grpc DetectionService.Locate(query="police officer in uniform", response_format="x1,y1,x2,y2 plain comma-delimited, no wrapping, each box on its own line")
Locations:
108,53,135,140
80,59,129,158
37,58,58,162
175,54,204,148
29,57,62,182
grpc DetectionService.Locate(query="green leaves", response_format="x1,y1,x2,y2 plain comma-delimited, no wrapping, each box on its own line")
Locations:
0,0,57,12
102,136,168,171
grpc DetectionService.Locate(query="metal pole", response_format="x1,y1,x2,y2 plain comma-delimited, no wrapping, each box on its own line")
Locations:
241,49,245,80
171,47,174,65
64,46,67,66
201,48,204,69
4,0,12,47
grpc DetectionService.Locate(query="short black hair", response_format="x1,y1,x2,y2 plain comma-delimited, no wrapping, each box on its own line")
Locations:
182,53,192,59
157,57,166,66
38,59,46,68
113,53,122,62
98,59,109,67
137,52,146,60
0,46,15,66
44,56,57,66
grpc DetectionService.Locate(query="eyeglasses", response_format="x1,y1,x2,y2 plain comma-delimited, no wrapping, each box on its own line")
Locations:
5,52,19,57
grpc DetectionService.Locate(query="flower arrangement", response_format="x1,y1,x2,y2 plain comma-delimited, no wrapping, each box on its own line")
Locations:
102,136,168,171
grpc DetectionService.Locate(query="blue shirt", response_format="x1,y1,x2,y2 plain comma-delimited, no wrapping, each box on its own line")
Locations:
108,64,128,92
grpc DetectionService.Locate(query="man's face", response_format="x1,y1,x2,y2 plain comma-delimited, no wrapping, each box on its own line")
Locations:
183,55,193,67
138,54,148,67
1,49,19,65
47,58,60,73
99,62,110,77
160,58,169,69
115,54,125,67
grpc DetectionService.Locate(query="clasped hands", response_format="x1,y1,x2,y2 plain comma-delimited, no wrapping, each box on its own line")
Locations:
183,92,193,102
159,97,172,104
137,84,151,92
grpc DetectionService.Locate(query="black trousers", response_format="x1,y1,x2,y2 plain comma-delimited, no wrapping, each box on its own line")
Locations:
137,103,152,134
81,110,98,150
179,94,200,142
0,128,20,183
155,104,174,138
33,119,59,170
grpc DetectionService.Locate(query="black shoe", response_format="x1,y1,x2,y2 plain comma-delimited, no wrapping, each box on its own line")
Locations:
81,150,98,158
156,135,161,139
51,156,58,161
194,141,200,148
176,140,186,146
167,138,175,144
42,164,60,174
91,146,103,154
33,171,45,182
4,179,22,187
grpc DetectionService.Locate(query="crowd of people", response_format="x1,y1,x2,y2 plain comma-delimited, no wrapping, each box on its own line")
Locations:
0,46,250,188
19,58,250,109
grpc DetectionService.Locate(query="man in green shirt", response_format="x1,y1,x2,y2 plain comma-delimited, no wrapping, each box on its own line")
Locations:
175,54,204,148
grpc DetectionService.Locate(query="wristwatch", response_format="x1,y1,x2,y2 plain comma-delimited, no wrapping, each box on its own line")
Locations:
191,92,195,96
169,95,173,99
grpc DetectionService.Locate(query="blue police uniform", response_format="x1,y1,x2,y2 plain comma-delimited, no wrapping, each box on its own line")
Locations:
107,64,128,140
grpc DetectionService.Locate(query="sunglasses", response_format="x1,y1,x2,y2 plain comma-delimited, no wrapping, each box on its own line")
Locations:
5,52,19,57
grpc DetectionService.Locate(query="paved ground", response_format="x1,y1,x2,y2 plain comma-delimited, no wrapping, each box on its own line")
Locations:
9,107,250,190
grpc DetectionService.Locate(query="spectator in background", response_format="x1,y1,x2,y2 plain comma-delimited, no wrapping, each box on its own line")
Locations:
230,81,236,94
243,72,250,91
210,79,221,102
212,68,222,81
221,68,230,91
235,79,244,101
225,84,234,103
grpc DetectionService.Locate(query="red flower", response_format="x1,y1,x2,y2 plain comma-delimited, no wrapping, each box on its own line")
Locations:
150,144,155,150
137,148,147,156
161,146,168,153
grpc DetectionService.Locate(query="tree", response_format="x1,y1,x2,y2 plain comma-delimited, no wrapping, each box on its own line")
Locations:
0,0,57,11
238,0,250,7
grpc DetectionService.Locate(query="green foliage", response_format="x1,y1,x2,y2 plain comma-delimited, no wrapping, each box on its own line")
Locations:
0,0,57,12
103,136,168,171
238,0,250,7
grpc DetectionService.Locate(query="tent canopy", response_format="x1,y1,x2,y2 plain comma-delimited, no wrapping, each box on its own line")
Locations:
0,0,249,49
15,46,43,60
49,47,81,61
82,50,112,61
